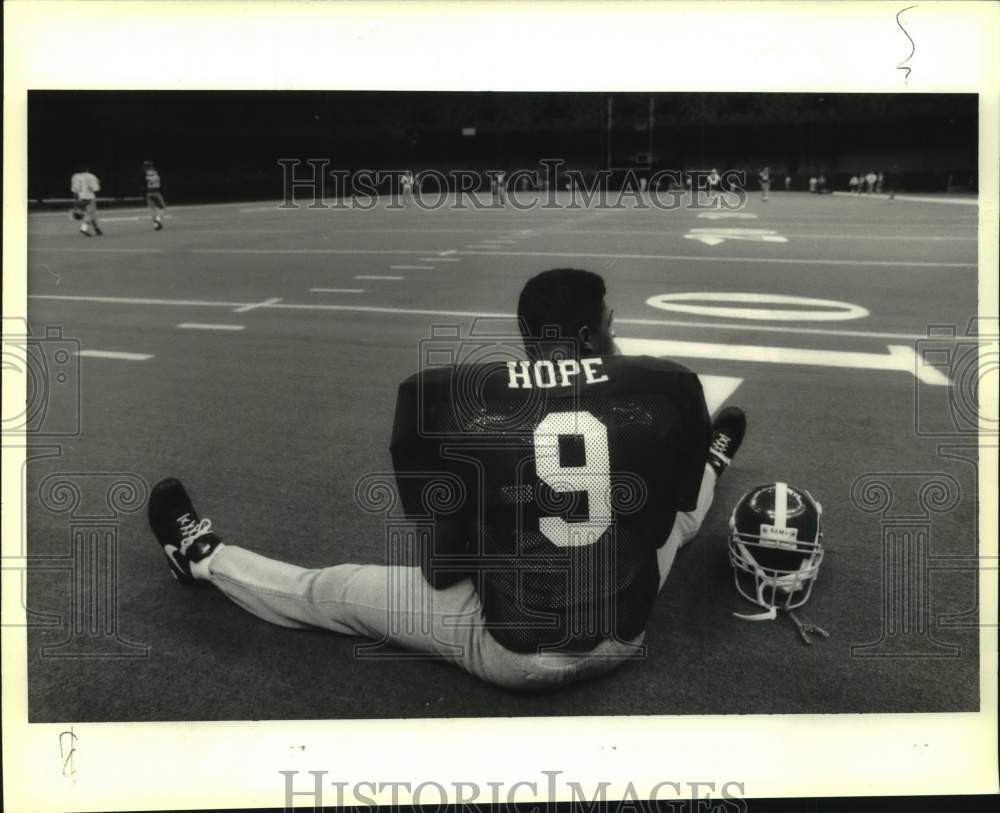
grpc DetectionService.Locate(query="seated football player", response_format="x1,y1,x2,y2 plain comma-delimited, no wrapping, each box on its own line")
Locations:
147,268,746,690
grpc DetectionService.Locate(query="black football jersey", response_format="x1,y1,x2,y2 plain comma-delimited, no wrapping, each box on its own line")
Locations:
389,354,710,653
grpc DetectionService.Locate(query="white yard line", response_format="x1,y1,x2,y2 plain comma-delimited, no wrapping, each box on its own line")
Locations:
177,323,246,331
30,293,985,343
389,265,435,270
831,192,978,205
234,297,282,313
170,247,975,268
616,337,950,386
557,229,977,242
355,275,403,280
310,288,365,293
75,350,153,361
420,257,460,262
31,247,164,254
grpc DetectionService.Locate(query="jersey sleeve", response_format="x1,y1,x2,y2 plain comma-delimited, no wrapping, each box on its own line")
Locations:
389,371,475,588
388,372,437,518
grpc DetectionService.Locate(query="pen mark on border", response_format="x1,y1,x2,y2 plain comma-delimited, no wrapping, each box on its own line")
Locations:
59,727,78,781
896,5,918,83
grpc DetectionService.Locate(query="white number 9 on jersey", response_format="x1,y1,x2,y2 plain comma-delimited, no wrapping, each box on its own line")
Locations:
533,410,613,548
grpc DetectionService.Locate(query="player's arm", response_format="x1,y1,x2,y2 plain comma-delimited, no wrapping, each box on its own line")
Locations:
389,376,475,589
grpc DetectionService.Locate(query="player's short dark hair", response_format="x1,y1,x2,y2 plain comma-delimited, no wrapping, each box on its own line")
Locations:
517,268,606,347
143,160,153,169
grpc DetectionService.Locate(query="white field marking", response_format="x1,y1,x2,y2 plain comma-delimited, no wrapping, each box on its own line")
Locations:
177,247,976,268
355,275,403,280
697,212,758,220
177,323,246,331
184,228,305,235
31,247,164,254
699,375,743,415
465,244,501,249
453,250,975,269
310,288,365,293
31,295,247,307
420,257,460,262
75,350,153,361
616,337,950,386
390,265,435,270
646,292,870,322
558,228,976,242
234,297,282,313
439,249,457,255
29,294,985,344
831,192,978,206
614,316,936,341
685,228,788,246
30,200,285,219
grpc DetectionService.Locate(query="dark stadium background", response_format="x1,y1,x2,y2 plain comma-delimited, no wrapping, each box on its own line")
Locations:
28,92,978,203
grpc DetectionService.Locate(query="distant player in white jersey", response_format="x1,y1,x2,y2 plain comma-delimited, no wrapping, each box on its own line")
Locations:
143,161,167,230
758,166,772,202
706,168,721,197
400,170,415,207
70,165,103,236
491,170,507,207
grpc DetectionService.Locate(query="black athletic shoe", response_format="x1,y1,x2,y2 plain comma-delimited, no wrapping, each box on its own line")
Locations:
94,226,104,236
708,406,746,476
154,220,163,231
147,477,221,584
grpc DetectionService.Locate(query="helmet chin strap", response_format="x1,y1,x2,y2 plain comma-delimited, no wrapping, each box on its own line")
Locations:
732,577,782,621
733,606,777,621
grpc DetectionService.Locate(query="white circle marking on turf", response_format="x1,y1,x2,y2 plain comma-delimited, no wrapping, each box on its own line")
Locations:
645,292,870,322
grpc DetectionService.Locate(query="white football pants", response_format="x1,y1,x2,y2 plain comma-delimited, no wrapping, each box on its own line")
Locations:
198,465,717,689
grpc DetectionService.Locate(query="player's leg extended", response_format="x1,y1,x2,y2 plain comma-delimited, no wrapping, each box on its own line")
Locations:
87,200,103,235
147,478,502,676
657,464,717,589
200,546,481,650
149,193,165,229
657,406,746,589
